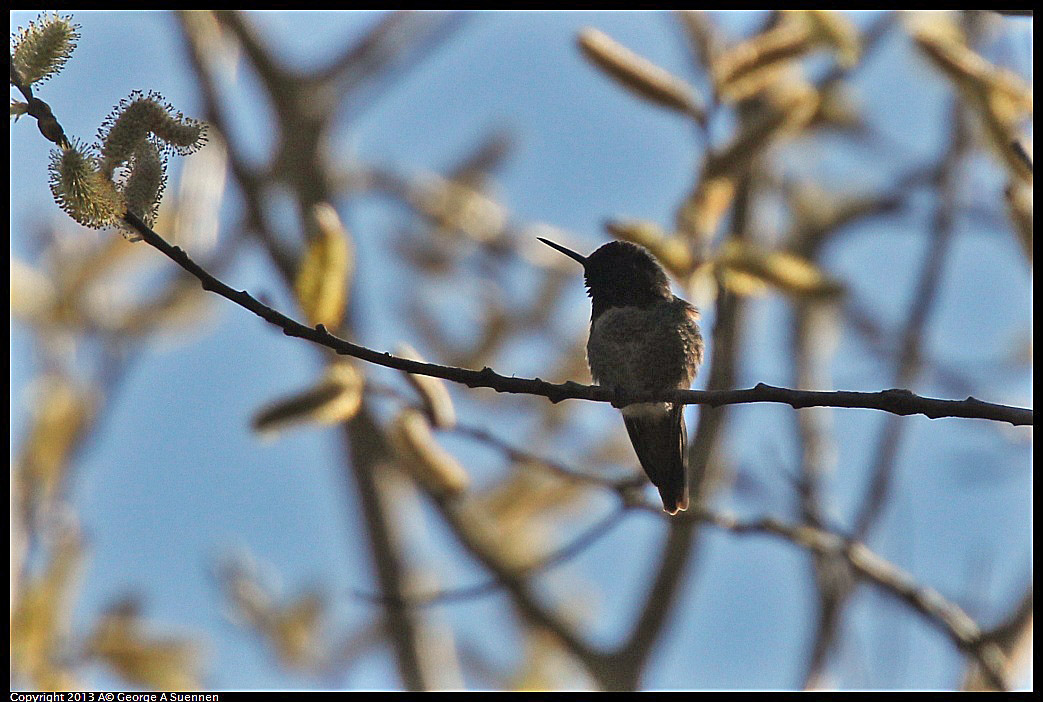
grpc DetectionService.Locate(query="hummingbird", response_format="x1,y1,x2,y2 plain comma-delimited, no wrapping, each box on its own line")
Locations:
539,237,703,514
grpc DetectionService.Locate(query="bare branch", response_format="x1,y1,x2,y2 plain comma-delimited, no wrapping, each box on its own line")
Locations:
120,212,1034,427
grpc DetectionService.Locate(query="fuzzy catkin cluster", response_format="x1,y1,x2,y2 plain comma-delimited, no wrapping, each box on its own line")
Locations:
48,139,125,229
47,91,207,234
10,12,79,86
97,91,208,179
13,12,206,235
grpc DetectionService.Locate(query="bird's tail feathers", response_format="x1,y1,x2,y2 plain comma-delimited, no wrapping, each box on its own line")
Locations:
623,404,689,515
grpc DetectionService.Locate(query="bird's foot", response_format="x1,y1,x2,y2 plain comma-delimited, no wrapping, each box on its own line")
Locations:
609,386,629,409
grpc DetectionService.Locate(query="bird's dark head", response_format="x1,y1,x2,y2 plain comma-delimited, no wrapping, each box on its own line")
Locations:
538,238,672,319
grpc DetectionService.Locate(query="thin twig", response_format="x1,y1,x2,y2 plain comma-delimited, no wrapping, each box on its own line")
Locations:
118,211,1037,427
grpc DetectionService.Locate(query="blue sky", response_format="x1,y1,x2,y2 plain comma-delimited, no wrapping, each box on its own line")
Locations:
10,10,1032,691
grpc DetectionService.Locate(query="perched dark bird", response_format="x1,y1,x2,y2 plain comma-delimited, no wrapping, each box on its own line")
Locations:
539,237,703,514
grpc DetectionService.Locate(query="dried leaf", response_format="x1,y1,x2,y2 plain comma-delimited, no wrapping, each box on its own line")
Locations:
295,203,352,328
481,468,582,529
448,129,513,188
809,78,863,132
410,174,508,243
251,362,364,439
912,15,1031,113
911,14,1033,179
719,267,771,297
218,554,328,670
578,27,704,121
10,526,84,690
16,375,95,514
388,409,469,498
714,239,845,298
685,261,720,308
713,14,813,102
677,81,819,241
676,173,737,244
11,258,57,323
805,10,861,68
88,598,202,691
511,628,592,692
58,229,145,303
467,468,587,571
714,12,860,102
268,593,325,669
720,80,820,167
117,279,211,337
675,11,724,75
219,556,273,629
170,131,228,253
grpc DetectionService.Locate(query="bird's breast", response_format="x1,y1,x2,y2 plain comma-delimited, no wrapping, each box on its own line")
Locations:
586,298,702,394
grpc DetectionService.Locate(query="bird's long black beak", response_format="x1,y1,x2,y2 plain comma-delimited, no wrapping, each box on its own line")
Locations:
537,237,587,266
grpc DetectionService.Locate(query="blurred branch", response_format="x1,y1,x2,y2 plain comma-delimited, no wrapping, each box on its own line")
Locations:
349,505,628,608
813,13,1028,690
652,505,1012,691
322,11,471,124
609,172,756,690
1010,139,1032,173
339,409,436,690
963,586,1033,690
450,423,625,489
175,11,453,689
413,480,609,682
786,199,848,689
852,79,975,540
175,11,298,278
845,297,982,398
358,487,1015,692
